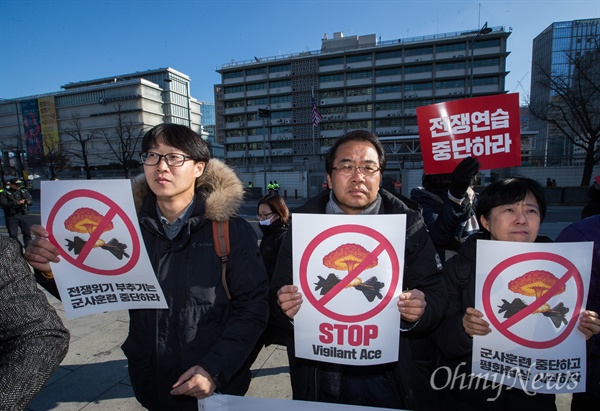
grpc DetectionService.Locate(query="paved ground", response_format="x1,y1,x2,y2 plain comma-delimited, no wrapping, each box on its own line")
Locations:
1,199,582,410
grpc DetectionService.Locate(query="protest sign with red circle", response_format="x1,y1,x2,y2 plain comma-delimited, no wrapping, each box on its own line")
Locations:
299,224,400,323
482,251,584,349
46,189,141,276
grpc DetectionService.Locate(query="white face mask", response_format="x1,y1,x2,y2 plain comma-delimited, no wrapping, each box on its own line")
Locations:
259,218,272,226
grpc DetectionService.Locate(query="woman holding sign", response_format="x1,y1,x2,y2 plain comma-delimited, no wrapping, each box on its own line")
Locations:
435,177,600,411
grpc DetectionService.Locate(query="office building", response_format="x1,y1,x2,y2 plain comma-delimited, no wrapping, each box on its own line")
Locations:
0,67,200,178
529,18,600,166
215,26,510,192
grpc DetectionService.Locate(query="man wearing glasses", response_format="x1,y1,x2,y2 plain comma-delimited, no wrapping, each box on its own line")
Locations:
271,130,446,410
25,124,268,410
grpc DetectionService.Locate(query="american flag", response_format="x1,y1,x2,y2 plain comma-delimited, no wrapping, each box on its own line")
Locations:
312,97,323,127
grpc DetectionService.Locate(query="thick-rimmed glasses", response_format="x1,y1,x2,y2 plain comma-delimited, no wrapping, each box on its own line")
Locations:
140,152,191,167
332,164,380,176
257,212,275,220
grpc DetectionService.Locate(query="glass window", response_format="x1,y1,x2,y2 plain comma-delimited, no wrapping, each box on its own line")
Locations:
347,70,372,79
375,85,402,94
320,73,345,83
246,67,267,76
224,85,244,94
320,57,344,67
375,67,402,77
246,83,267,91
223,70,244,80
405,65,431,74
375,50,402,60
347,54,372,63
269,64,291,73
405,46,433,56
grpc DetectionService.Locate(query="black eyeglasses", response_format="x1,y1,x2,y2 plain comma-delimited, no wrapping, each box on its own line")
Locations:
332,164,380,176
140,152,191,167
257,212,275,220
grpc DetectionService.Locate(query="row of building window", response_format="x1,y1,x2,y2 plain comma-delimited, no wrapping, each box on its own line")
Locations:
221,37,502,84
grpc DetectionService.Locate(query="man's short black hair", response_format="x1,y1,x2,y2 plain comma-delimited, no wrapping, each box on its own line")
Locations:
325,130,386,175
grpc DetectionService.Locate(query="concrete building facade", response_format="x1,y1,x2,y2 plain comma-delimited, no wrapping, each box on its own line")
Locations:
215,27,511,195
0,67,200,179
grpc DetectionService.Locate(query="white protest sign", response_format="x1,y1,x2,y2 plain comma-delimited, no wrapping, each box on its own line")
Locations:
473,240,592,394
41,179,167,318
199,394,404,410
292,214,405,365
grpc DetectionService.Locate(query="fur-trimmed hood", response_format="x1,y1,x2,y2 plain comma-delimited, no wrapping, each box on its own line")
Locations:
131,158,244,221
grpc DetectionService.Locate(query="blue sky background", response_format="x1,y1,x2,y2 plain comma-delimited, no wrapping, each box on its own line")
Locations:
1,0,599,104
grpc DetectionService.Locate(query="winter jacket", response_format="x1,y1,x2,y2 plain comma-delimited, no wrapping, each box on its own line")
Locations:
122,159,269,411
0,187,32,217
270,188,446,409
556,216,600,398
258,218,288,283
410,186,477,261
435,232,556,411
0,236,69,410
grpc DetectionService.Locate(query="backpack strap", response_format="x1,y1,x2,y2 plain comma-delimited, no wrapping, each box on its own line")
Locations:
212,220,231,300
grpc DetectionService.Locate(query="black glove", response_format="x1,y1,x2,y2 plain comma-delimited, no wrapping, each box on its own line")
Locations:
449,157,481,198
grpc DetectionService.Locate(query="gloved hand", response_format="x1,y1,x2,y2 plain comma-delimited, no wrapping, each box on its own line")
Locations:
449,157,481,198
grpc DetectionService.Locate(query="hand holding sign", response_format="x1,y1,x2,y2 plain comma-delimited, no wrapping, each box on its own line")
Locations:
25,224,61,273
397,288,427,322
462,306,491,337
277,285,303,319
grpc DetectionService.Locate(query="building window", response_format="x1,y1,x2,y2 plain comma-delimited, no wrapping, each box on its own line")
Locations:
347,70,372,80
269,64,291,73
246,83,267,91
405,46,433,56
225,99,245,108
347,54,372,63
375,50,402,60
405,65,431,74
320,73,345,83
247,97,269,106
375,67,402,77
436,61,465,71
322,89,344,98
270,95,292,104
404,82,433,91
435,79,464,89
246,67,267,76
436,43,465,53
223,70,244,80
375,85,401,94
224,85,244,94
270,79,291,88
347,87,372,96
320,57,344,66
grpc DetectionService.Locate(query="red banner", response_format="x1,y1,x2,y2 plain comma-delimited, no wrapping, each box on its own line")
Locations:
416,93,521,174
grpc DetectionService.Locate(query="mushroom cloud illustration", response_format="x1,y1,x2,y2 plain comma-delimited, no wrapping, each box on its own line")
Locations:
314,243,385,302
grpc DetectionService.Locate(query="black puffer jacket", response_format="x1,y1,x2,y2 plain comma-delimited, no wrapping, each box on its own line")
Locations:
122,159,269,411
435,232,556,410
270,188,446,409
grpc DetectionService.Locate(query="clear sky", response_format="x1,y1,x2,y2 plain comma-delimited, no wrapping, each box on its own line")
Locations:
1,0,598,105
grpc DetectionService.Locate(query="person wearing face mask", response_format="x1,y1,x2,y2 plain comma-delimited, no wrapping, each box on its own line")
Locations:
248,194,291,366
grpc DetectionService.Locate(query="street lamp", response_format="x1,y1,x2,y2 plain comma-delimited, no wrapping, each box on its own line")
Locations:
469,22,493,98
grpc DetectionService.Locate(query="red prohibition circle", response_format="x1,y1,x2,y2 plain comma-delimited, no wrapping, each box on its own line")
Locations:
47,189,141,275
299,224,400,323
482,251,583,349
